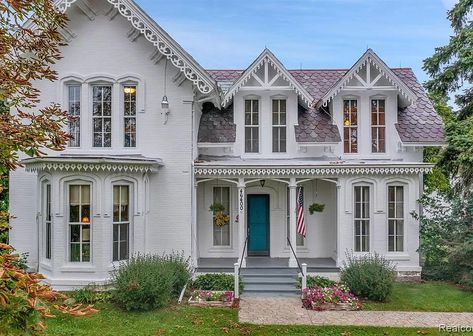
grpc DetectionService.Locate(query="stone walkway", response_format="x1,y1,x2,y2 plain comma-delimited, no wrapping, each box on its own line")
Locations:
239,297,473,327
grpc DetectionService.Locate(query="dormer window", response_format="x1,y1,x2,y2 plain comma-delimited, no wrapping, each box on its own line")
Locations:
272,99,287,153
92,85,112,148
371,99,386,153
343,99,358,153
244,99,259,153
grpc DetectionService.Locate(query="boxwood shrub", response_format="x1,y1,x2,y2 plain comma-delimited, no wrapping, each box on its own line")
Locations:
192,273,243,291
341,252,396,302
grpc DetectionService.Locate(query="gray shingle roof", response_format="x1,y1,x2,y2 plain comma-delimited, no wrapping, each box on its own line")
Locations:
198,104,236,143
204,68,444,144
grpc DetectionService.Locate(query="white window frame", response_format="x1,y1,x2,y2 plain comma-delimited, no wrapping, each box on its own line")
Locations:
353,185,370,252
122,84,137,148
244,99,260,153
112,184,132,261
44,183,52,260
272,99,287,153
343,99,358,154
371,98,386,153
68,184,92,263
67,85,81,147
387,185,406,253
212,186,231,247
92,85,113,148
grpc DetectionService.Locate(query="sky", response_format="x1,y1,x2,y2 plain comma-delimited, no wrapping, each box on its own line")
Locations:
135,0,455,83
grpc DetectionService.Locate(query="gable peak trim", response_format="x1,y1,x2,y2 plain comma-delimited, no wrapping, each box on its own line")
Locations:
56,0,216,95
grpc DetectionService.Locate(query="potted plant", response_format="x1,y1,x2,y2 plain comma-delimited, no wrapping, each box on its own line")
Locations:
309,203,325,214
209,202,230,227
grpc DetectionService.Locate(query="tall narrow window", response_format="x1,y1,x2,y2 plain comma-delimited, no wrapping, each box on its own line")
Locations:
354,186,370,252
286,187,304,246
45,184,52,260
69,185,91,262
213,186,230,246
93,86,112,147
272,99,287,152
371,99,386,153
244,100,259,153
343,99,358,153
113,185,130,261
123,86,137,147
68,85,81,147
388,186,404,252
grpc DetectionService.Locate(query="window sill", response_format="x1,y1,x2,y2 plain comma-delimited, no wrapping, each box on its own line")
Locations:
385,253,410,261
59,264,96,273
208,246,235,253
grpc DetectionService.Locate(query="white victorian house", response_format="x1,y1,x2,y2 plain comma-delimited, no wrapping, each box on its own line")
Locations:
9,0,444,291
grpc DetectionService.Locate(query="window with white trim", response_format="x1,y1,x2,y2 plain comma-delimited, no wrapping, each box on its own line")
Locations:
272,99,287,153
354,185,370,252
371,99,386,153
286,187,304,246
123,86,137,148
92,85,112,147
45,184,52,260
388,185,404,252
113,185,130,261
213,186,230,246
343,99,358,153
68,85,81,147
69,185,91,262
244,100,259,153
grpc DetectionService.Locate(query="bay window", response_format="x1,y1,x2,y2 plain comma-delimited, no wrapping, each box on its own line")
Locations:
371,99,386,153
123,86,137,148
343,99,358,153
244,99,259,153
213,186,230,246
354,185,370,252
68,85,81,147
388,186,404,252
92,86,112,147
69,185,91,262
113,185,130,261
272,99,287,153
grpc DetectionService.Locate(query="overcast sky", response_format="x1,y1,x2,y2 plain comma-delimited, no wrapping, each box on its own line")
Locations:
136,0,454,82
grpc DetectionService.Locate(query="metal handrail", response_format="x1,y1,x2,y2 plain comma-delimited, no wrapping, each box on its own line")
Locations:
287,237,304,276
238,236,248,275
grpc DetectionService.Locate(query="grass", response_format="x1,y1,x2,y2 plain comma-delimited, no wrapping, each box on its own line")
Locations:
45,303,449,336
364,281,473,312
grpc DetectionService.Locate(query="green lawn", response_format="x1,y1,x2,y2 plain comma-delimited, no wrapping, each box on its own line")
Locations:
45,303,447,336
364,281,473,312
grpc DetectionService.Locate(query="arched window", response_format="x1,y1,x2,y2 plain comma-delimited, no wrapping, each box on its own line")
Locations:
113,184,131,260
353,184,370,252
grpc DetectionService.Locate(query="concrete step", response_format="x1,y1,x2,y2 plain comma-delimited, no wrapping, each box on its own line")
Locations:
240,268,298,276
243,277,298,285
244,283,299,292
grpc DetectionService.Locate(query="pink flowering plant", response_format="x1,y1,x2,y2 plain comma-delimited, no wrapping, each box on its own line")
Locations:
194,290,235,302
302,283,361,310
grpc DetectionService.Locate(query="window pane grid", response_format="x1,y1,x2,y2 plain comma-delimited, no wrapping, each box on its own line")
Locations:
388,186,404,252
69,185,91,262
213,186,230,246
272,99,287,153
343,100,358,153
371,99,386,153
45,184,52,259
245,100,259,153
113,185,130,261
124,86,137,147
354,186,370,252
68,86,81,147
93,86,112,147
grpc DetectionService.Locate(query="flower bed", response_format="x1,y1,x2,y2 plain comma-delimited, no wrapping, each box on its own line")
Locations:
188,290,235,307
302,284,361,311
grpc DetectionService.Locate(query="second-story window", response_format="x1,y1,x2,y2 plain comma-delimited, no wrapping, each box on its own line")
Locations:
93,86,112,148
371,99,386,153
245,99,259,153
272,99,287,153
343,99,358,153
123,86,137,148
68,85,81,147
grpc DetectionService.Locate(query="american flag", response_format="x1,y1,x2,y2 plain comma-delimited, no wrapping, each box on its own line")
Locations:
296,187,306,237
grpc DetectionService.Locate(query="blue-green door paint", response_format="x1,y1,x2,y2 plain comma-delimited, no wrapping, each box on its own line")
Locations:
247,194,270,256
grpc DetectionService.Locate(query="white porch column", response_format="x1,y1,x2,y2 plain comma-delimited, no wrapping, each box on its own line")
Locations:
191,182,198,268
336,182,342,267
237,178,246,268
288,177,298,268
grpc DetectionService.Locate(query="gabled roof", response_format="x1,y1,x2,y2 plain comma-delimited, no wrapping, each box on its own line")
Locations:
222,49,314,107
55,0,217,95
316,49,417,108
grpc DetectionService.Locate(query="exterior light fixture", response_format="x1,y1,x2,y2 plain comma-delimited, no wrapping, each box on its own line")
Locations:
124,87,136,94
260,179,266,188
161,95,169,110
81,216,90,224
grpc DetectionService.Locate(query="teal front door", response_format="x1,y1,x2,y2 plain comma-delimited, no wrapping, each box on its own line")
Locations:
247,194,270,256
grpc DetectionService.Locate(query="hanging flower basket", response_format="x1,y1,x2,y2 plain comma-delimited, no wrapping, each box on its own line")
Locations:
309,203,325,214
209,202,230,227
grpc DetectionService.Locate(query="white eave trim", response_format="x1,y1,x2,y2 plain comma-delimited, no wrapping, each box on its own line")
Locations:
197,142,234,148
297,142,339,147
55,0,217,95
401,142,446,147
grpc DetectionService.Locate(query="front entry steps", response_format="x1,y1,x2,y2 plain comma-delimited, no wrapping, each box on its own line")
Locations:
241,267,300,296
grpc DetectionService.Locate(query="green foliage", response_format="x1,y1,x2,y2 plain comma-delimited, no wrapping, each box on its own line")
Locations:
308,203,325,214
209,202,225,213
192,273,243,291
0,175,9,244
413,193,473,288
110,253,191,311
341,253,396,302
297,275,336,289
423,0,473,191
70,286,112,304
